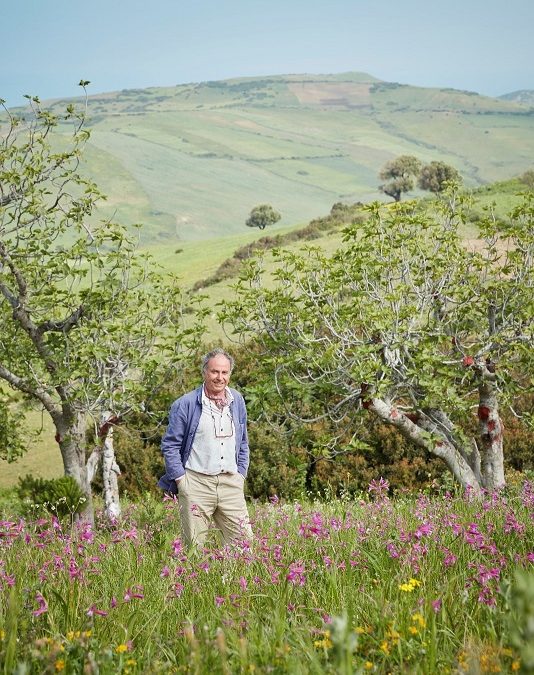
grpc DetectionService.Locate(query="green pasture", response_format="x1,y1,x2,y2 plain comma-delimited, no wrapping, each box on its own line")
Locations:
0,409,60,489
48,73,534,243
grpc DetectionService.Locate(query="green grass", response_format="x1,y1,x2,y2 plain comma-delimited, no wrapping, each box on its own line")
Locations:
0,409,60,489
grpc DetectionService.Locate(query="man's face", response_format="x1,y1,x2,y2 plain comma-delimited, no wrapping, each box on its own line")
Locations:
203,355,232,395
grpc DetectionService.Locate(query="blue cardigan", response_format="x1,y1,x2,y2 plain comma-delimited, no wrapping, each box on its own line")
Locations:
157,385,250,494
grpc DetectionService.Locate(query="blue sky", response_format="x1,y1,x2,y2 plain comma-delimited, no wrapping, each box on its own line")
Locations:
2,0,533,108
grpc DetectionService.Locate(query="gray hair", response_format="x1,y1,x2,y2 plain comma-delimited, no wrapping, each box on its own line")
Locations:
201,348,235,375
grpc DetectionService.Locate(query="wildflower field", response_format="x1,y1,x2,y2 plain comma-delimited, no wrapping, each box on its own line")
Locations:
1,480,533,674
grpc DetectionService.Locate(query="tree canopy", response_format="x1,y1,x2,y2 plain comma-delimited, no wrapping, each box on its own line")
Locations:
418,161,461,193
246,204,281,230
379,156,462,201
378,155,422,202
223,190,534,492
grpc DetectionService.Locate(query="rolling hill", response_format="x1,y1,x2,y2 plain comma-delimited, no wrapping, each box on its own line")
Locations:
21,72,534,244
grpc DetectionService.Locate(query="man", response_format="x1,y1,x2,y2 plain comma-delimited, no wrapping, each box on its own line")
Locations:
158,348,253,548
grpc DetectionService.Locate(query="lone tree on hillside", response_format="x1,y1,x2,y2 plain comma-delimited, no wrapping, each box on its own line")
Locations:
223,189,534,493
418,161,461,194
0,87,204,523
246,204,281,230
378,155,421,202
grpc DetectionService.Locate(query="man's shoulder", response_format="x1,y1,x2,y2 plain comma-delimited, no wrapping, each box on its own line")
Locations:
172,387,202,409
229,387,245,405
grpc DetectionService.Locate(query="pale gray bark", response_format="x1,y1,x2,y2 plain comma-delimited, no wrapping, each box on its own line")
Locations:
476,365,505,490
52,410,94,524
100,416,121,520
365,397,482,492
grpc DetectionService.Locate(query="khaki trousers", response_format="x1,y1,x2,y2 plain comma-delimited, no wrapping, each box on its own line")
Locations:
177,469,253,548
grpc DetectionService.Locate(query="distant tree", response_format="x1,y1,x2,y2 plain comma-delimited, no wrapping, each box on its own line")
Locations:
519,169,534,190
418,161,461,193
379,155,421,202
246,204,281,230
0,87,204,523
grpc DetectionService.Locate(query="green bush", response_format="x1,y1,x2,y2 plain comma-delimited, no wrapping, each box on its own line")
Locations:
113,428,165,499
246,422,308,499
16,474,86,520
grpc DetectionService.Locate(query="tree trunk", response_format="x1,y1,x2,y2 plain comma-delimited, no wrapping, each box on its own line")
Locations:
101,421,121,521
477,369,505,491
364,397,482,492
52,410,94,525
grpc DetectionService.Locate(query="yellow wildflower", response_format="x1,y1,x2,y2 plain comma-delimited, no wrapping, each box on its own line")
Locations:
380,640,390,655
480,651,501,673
55,660,66,672
399,577,422,592
364,662,374,670
399,583,414,592
386,627,400,640
355,624,372,634
313,636,333,649
511,661,521,671
115,643,129,654
409,626,418,635
0,629,5,641
83,630,92,638
411,613,426,628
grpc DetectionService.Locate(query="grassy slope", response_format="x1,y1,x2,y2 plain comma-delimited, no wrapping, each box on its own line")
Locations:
33,73,534,243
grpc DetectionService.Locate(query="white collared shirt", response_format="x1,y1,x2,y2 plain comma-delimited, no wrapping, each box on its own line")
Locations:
186,388,238,475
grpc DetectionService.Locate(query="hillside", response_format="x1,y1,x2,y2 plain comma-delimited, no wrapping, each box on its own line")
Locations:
7,72,534,244
499,89,534,104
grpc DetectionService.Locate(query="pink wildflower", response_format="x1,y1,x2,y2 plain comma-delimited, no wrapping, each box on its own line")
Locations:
287,561,306,586
368,477,390,500
32,591,48,617
215,596,225,607
171,538,184,557
124,585,144,602
86,604,108,617
386,542,400,558
415,522,434,538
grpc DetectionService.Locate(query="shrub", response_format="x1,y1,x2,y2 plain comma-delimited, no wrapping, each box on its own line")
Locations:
16,474,86,520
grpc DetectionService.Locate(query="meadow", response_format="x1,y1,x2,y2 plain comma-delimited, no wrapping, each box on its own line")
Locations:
0,479,533,673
